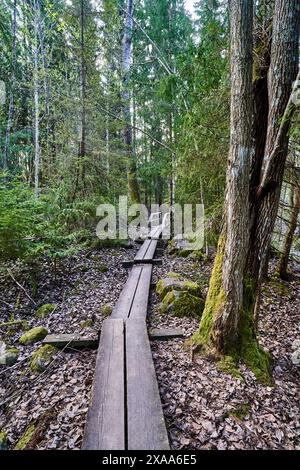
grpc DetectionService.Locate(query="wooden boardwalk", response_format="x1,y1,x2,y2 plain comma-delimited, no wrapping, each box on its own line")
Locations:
82,222,169,450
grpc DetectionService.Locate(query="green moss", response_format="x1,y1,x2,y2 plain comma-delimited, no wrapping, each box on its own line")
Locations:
192,235,226,346
217,355,243,380
30,345,57,373
14,424,35,450
80,319,93,328
101,304,112,317
19,326,48,345
159,290,175,313
0,431,8,450
166,272,181,279
160,290,204,318
156,276,202,299
237,276,271,384
36,303,56,319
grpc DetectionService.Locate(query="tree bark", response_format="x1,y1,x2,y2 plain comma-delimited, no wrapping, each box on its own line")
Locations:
3,0,17,171
194,0,299,382
210,0,253,352
122,0,141,203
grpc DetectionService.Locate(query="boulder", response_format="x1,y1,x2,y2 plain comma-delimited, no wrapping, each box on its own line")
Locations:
36,303,56,319
30,344,57,372
159,290,204,318
0,341,19,366
19,326,48,345
156,274,202,299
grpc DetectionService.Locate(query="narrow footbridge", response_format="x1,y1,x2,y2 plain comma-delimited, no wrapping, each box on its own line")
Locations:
82,216,170,450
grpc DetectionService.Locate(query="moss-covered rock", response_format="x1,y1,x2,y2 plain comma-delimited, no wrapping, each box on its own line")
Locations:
36,303,56,319
14,425,35,450
101,304,112,317
4,348,19,366
160,290,204,318
156,276,202,299
30,345,57,372
19,326,48,345
0,431,8,450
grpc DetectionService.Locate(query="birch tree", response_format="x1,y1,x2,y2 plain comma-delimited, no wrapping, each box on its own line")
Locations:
3,0,17,171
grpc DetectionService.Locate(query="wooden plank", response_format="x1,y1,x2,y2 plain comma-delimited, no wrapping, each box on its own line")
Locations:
135,239,152,261
126,318,169,450
111,265,143,319
148,224,163,239
82,318,125,450
149,328,184,341
43,333,98,349
129,265,152,319
143,239,158,260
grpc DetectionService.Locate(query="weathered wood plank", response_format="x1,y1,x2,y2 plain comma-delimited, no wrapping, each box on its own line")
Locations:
135,239,152,260
111,265,142,319
149,328,184,341
82,319,125,450
43,333,98,349
129,265,152,319
126,318,169,450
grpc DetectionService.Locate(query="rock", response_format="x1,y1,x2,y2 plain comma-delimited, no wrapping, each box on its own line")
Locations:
0,431,8,450
30,345,57,372
168,238,204,259
0,341,19,366
156,275,202,299
36,303,56,319
159,290,205,318
101,304,113,317
19,326,48,345
291,350,300,365
292,339,300,350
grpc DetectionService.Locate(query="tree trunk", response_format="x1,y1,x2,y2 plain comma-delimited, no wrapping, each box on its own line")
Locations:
205,0,253,352
122,0,141,204
193,0,299,382
248,0,299,291
3,0,17,171
33,0,41,198
278,185,300,279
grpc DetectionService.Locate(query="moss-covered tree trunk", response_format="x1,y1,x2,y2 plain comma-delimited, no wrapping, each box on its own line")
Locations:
193,0,299,382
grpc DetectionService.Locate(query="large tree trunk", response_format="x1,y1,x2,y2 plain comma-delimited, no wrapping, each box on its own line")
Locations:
278,185,300,279
193,0,299,382
122,0,141,204
200,0,254,352
248,0,299,289
3,0,17,171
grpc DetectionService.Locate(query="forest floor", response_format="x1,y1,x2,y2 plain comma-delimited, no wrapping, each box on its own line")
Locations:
0,244,299,450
